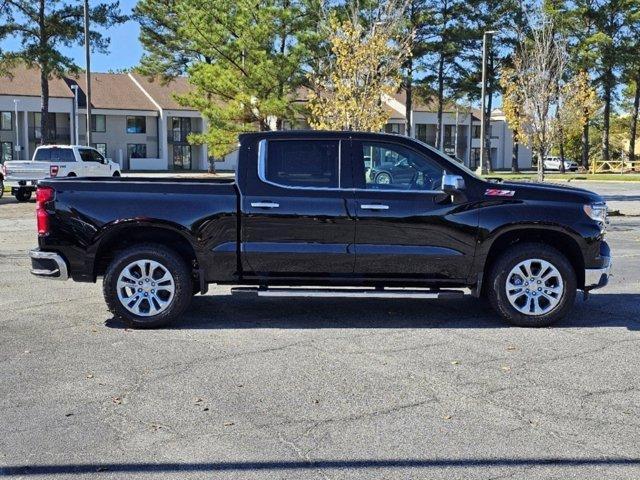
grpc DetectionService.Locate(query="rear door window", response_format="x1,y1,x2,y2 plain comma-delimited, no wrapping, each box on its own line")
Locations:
264,140,340,188
58,149,76,162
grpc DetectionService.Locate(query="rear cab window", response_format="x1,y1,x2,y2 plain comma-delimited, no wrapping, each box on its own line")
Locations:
34,148,75,162
261,140,340,189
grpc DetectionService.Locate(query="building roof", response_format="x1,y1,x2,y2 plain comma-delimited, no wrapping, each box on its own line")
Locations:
129,73,196,111
66,73,157,111
0,65,73,98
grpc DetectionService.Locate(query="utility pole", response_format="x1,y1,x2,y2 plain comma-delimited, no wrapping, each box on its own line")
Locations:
480,30,496,175
84,0,92,146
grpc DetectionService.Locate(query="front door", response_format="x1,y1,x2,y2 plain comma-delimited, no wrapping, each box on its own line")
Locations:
241,137,355,277
351,140,478,282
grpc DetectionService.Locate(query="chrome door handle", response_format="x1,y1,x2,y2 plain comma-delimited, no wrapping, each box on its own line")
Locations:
251,201,280,209
360,204,389,210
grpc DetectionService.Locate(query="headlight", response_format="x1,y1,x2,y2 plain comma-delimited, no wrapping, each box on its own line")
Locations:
584,202,608,223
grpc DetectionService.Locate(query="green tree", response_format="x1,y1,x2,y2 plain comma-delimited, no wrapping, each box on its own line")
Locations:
402,0,432,137
421,0,474,150
136,0,318,157
0,0,127,144
620,7,640,162
570,0,640,162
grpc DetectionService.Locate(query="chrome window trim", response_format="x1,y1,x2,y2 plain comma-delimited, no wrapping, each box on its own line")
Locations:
258,138,343,191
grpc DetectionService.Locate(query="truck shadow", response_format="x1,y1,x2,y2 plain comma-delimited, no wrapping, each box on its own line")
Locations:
105,293,640,330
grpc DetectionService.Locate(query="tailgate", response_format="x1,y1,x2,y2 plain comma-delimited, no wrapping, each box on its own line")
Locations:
4,162,50,182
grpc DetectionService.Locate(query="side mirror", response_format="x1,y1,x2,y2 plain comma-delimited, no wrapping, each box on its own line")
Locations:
442,174,465,193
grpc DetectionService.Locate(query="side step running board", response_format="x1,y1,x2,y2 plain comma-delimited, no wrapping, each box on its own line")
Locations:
231,287,466,299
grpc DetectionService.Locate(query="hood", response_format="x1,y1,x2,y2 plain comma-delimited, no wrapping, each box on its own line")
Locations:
491,181,604,204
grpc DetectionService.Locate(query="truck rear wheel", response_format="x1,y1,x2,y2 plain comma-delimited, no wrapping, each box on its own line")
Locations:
103,244,193,328
487,243,576,327
15,188,32,202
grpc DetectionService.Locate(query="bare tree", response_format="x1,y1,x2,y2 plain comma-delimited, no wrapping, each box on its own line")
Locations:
512,11,568,182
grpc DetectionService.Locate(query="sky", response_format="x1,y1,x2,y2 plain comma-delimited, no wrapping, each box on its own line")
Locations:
0,0,144,73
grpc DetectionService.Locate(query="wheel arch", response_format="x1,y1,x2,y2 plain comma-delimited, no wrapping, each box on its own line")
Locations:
93,222,201,280
481,226,585,292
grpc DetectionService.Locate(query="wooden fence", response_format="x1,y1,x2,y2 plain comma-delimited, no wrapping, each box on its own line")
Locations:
591,159,640,174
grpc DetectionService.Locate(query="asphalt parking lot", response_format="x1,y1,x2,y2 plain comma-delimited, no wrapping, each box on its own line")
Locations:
1,181,639,479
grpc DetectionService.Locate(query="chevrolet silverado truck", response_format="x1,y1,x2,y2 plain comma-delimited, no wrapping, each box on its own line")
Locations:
3,145,121,202
29,131,611,328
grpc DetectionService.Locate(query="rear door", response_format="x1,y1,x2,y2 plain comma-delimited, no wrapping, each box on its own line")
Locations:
240,136,356,277
351,139,478,282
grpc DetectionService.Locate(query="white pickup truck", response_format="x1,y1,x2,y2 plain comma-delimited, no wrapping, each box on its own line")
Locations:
1,145,121,202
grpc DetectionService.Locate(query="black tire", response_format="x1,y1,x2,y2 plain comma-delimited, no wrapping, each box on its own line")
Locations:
67,172,77,177
15,188,32,202
103,243,193,328
113,171,121,177
487,243,576,327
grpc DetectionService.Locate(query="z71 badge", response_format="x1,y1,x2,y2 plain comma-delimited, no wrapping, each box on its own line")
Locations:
485,188,516,197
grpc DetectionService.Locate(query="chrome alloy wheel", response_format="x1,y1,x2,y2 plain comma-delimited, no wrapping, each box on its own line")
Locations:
505,259,564,316
375,172,392,185
116,259,175,316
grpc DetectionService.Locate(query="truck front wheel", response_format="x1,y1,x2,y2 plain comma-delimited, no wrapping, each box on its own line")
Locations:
487,243,577,327
103,244,193,328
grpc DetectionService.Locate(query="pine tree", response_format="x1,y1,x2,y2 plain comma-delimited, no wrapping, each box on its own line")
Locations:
0,0,127,144
420,0,474,150
136,0,318,157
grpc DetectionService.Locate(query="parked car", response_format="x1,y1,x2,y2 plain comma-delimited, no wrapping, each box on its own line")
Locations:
29,131,611,328
543,156,579,171
2,145,121,202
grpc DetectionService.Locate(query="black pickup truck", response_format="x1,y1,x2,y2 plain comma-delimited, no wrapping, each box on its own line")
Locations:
29,131,611,328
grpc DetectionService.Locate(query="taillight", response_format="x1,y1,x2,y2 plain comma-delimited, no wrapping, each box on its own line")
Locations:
50,165,59,177
36,186,55,235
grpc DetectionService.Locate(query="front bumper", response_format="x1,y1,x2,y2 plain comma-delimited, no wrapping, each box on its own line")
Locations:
29,249,69,280
584,255,611,291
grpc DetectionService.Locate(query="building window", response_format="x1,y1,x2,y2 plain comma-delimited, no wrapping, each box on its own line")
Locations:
126,116,146,134
1,141,13,162
127,144,147,159
91,114,106,132
471,147,481,168
0,112,12,131
384,123,405,135
92,143,107,157
472,125,481,139
171,117,191,142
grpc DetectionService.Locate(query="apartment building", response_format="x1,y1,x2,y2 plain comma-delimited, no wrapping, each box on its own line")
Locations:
1,66,531,171
0,66,209,171
383,91,533,171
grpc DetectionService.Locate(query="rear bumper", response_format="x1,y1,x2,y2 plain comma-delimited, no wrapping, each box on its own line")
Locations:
29,249,69,280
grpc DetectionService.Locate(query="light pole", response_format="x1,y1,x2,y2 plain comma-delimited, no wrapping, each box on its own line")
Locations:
70,84,79,145
84,0,92,146
480,30,497,175
13,99,20,160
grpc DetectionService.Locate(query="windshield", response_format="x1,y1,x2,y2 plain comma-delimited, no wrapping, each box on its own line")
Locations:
410,137,482,180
